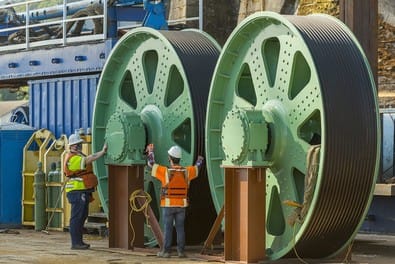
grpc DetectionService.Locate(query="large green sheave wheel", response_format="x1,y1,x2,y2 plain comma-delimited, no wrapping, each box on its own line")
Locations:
206,12,380,260
92,27,220,245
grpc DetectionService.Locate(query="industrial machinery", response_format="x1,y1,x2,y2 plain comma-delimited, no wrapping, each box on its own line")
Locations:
0,0,381,261
92,27,221,245
91,11,379,260
0,0,167,87
205,12,379,260
0,0,171,135
0,0,207,241
360,108,395,235
0,0,173,232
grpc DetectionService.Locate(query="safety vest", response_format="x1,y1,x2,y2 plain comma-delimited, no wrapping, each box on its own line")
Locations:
151,164,198,207
64,152,98,193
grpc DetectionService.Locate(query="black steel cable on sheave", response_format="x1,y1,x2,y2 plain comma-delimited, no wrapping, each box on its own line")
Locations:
160,30,220,244
285,15,378,258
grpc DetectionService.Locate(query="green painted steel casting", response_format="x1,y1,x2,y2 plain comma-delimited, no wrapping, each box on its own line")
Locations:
92,27,220,245
206,12,380,260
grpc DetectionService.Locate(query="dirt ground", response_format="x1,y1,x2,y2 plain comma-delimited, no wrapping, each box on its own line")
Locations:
1,229,395,264
0,228,223,264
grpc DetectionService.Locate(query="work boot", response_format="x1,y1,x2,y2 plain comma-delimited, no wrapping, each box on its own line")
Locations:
71,244,89,250
178,252,187,258
82,241,90,248
157,251,170,258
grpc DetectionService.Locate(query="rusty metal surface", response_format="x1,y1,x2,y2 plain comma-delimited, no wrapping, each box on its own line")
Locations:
108,165,144,250
224,168,266,263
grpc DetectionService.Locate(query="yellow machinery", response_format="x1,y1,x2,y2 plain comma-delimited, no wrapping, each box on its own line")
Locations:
22,128,102,230
22,129,55,226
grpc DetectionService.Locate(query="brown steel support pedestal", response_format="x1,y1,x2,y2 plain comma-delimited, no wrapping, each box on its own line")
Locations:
224,167,266,263
108,165,144,249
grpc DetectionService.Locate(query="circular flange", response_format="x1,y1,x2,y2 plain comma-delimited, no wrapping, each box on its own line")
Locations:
206,12,379,259
92,27,220,244
105,113,127,162
221,109,249,163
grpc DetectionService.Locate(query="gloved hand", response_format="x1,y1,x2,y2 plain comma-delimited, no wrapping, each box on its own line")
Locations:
146,143,155,167
195,155,204,167
146,143,154,154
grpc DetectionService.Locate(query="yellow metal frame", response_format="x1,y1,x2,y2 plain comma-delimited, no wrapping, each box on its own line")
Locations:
22,129,55,226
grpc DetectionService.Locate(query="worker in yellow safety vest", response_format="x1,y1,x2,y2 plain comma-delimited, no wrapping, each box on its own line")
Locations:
64,133,107,250
146,143,204,258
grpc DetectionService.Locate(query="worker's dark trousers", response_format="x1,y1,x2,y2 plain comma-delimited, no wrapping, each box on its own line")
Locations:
66,191,90,246
162,207,186,254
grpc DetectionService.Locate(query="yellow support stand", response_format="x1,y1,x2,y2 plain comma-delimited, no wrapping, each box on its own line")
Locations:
22,129,55,226
44,135,67,176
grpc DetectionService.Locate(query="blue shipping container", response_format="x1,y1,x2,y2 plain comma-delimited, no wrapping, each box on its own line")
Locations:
29,75,99,138
0,123,35,227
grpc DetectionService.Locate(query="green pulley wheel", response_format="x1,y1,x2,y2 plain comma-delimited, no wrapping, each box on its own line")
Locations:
92,27,220,245
206,12,379,260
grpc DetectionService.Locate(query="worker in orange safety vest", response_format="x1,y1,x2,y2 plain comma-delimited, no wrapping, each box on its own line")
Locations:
146,144,204,258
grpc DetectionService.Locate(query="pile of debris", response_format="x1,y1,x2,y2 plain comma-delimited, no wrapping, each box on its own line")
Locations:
378,15,395,90
297,0,339,17
377,15,395,108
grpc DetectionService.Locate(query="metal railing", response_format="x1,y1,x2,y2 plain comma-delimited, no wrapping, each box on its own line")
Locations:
0,0,107,52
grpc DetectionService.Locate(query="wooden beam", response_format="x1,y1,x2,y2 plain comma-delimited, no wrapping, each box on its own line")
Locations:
201,206,224,254
339,0,378,87
135,190,164,250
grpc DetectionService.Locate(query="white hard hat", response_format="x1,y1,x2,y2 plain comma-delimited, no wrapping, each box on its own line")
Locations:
168,146,182,159
68,133,83,146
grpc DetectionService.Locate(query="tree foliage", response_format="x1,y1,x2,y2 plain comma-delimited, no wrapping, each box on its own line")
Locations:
0,87,28,101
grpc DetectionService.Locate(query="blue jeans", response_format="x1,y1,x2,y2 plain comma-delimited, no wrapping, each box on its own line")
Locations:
66,191,90,246
162,207,186,253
